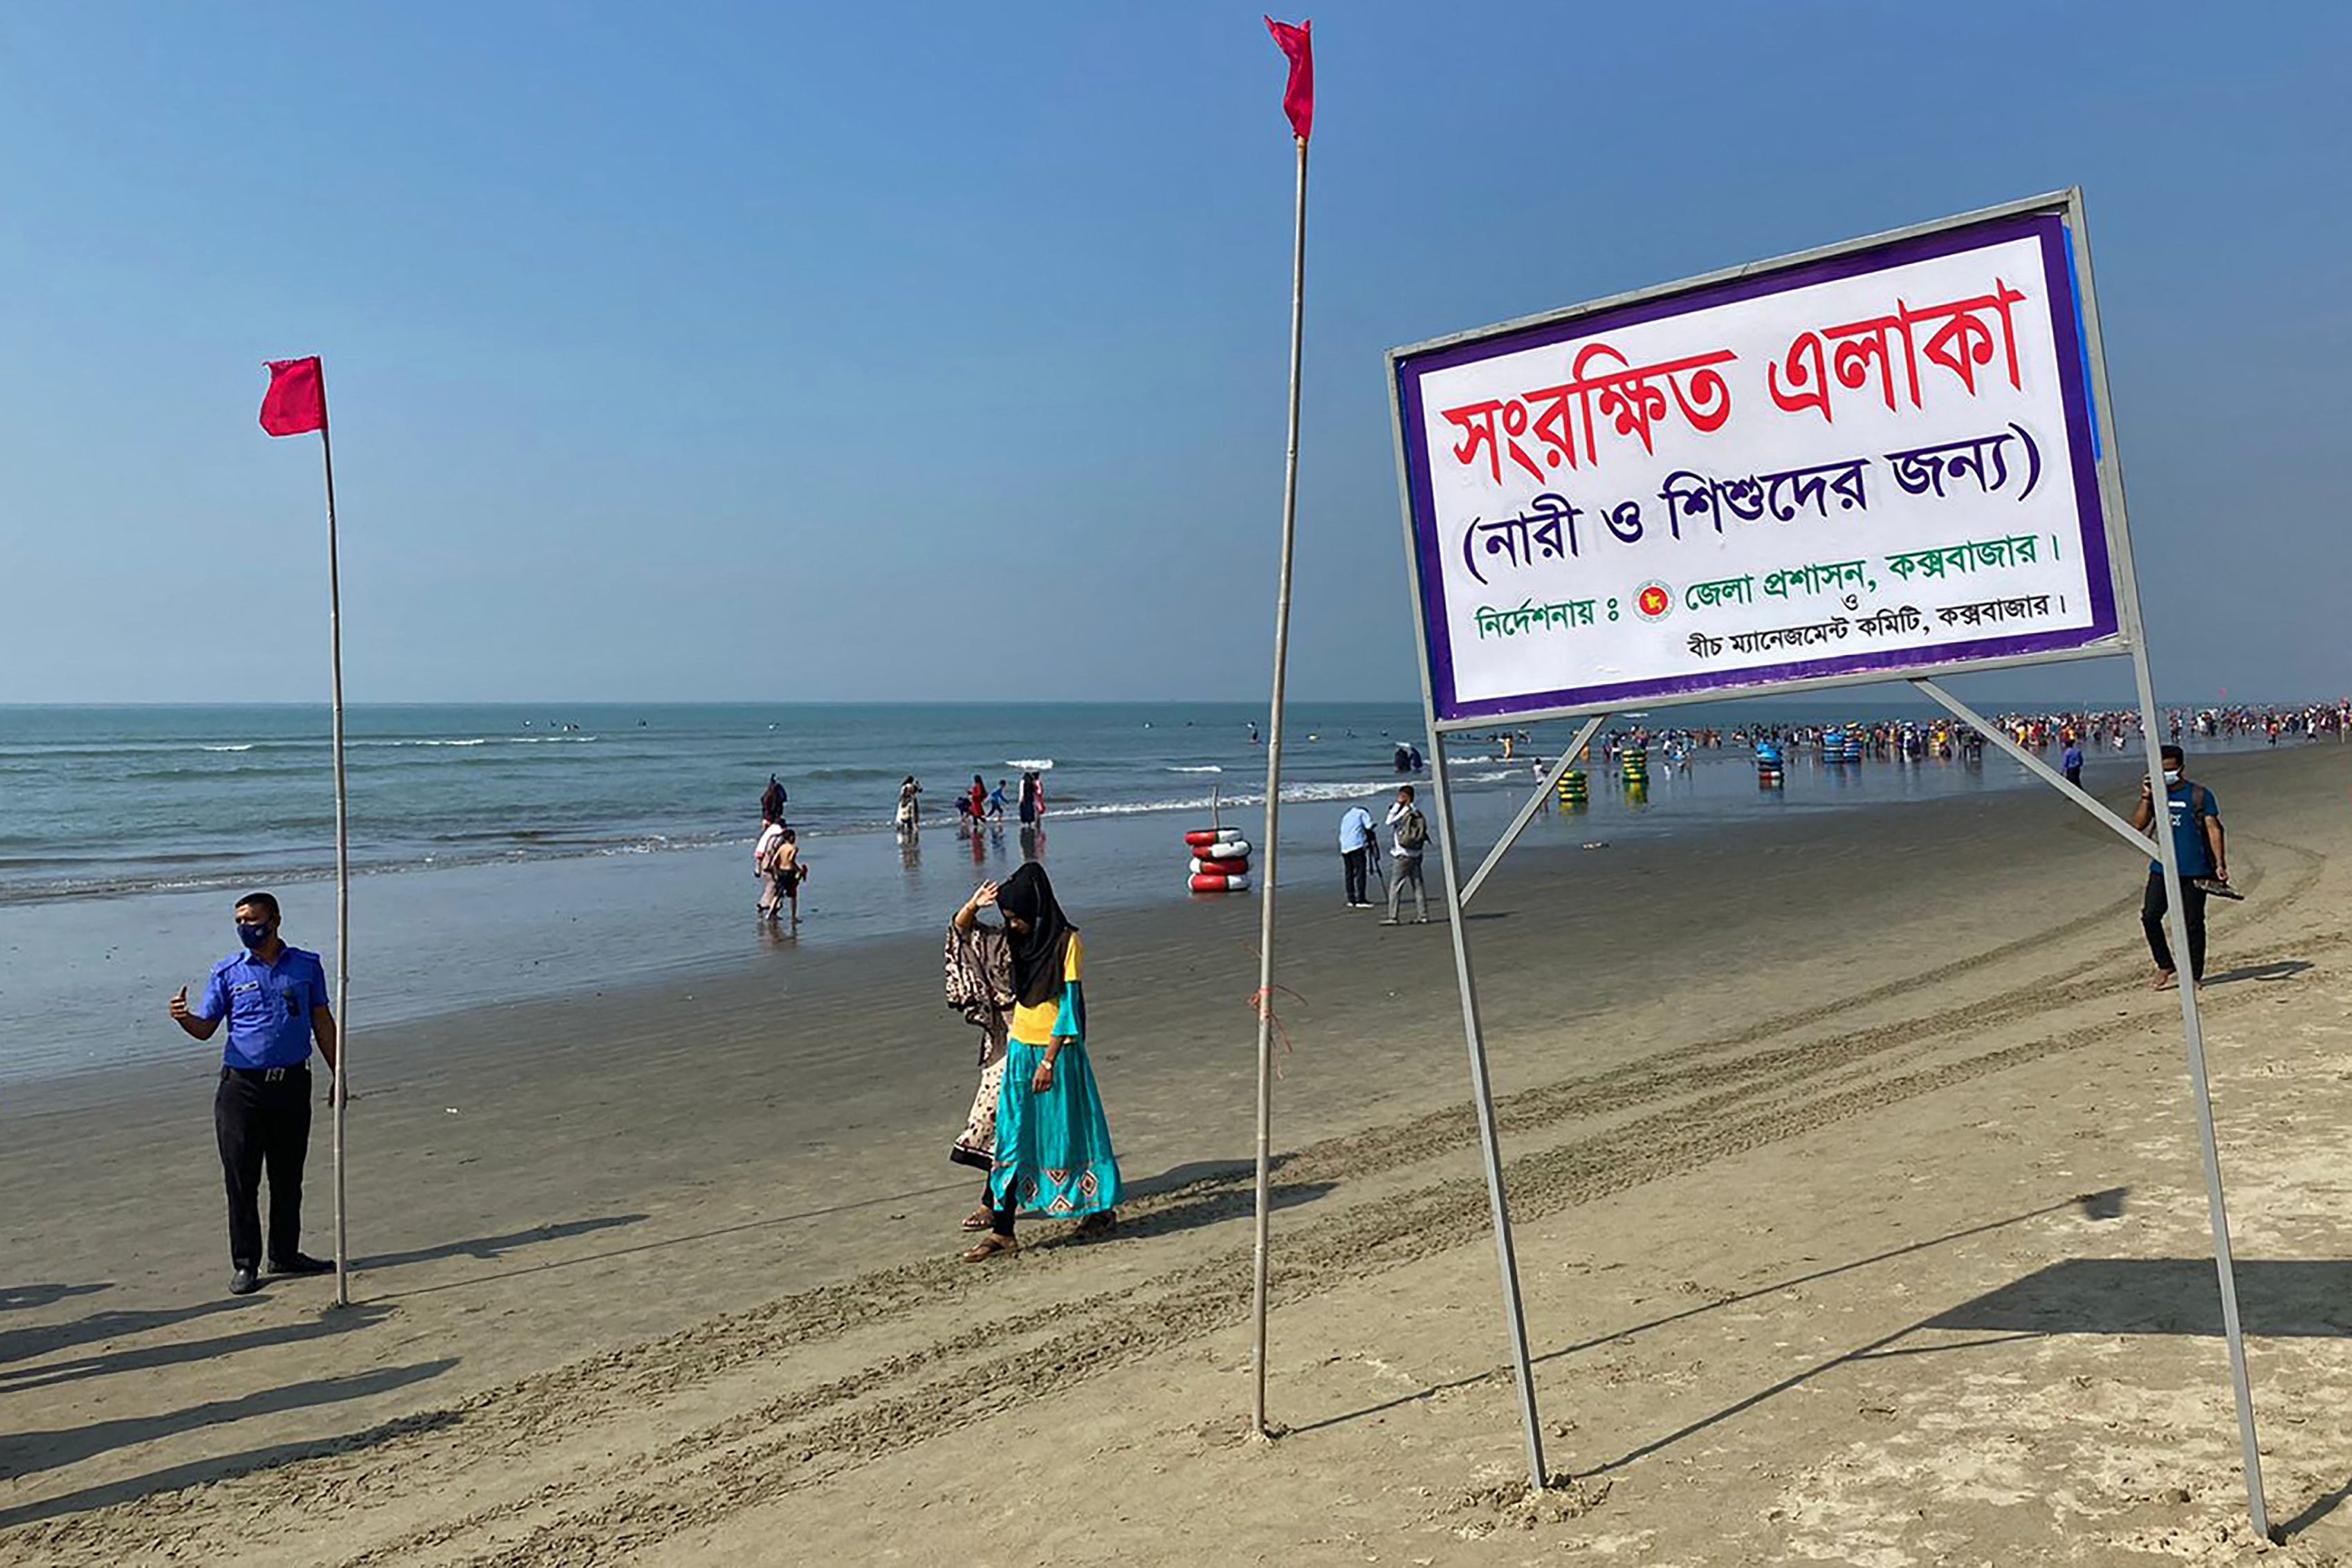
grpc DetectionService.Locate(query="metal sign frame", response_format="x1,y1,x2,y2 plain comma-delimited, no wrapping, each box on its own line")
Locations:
1384,187,2270,1535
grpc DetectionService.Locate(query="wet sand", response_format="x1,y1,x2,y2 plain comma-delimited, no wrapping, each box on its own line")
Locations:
3,742,2350,1565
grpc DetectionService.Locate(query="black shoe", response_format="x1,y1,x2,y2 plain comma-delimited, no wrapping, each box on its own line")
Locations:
229,1266,260,1296
268,1252,335,1275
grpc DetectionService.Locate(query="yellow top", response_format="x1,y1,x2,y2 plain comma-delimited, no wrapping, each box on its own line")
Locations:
1009,932,1085,1046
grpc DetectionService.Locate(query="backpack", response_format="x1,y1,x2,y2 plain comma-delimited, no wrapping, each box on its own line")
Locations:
1397,807,1428,852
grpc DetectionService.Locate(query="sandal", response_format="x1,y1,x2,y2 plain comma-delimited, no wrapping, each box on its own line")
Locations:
960,1207,994,1232
960,1233,1018,1263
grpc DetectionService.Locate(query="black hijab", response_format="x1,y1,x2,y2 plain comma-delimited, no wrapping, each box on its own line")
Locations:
997,863,1076,1008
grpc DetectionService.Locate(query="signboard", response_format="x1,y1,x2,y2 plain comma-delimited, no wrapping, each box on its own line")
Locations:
1390,201,2122,724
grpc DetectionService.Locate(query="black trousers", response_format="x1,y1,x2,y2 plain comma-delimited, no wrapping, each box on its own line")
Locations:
214,1067,313,1267
2142,870,2209,982
1342,847,1369,904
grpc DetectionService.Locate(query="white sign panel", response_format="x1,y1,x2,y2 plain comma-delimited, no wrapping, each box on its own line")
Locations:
1392,207,2121,723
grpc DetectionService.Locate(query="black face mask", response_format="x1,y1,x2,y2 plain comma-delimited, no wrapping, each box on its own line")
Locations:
237,922,272,950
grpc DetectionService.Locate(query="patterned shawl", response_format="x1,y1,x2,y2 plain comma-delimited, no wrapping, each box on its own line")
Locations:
944,923,1016,1063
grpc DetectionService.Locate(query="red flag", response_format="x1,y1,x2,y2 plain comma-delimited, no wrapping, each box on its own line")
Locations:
1264,17,1312,142
259,357,327,437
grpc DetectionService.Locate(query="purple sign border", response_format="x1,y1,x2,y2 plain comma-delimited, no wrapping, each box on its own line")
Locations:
1396,210,2121,723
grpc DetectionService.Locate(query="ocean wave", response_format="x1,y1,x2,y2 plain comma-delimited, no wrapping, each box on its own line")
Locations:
343,735,596,748
800,766,907,782
203,744,255,753
125,765,325,782
1048,778,1399,820
354,737,491,748
1006,759,1055,771
1166,765,1223,774
1276,780,1406,804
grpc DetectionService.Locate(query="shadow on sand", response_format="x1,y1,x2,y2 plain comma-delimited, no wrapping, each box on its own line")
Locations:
0,1356,459,1526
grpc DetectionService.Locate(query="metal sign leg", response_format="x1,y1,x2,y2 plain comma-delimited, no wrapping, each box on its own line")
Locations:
1425,733,1549,1488
1913,673,2267,1535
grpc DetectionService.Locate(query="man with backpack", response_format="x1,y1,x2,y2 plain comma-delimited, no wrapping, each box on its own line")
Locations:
1381,784,1431,925
2131,744,2229,988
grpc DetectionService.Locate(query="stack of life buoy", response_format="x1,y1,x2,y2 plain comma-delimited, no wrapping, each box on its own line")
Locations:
1185,827,1253,892
1620,746,1649,787
1755,741,1785,790
1557,768,1589,810
1840,728,1864,764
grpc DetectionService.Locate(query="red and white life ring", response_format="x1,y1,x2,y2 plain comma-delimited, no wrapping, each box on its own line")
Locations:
1190,872,1251,892
1184,829,1224,848
1202,838,1251,860
1190,856,1250,876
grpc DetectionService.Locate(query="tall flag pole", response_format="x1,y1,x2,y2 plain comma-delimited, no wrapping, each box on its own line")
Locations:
260,356,353,1310
1251,15,1312,1439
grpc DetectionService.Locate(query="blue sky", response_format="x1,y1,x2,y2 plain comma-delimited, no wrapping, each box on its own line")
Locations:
1,2,2344,705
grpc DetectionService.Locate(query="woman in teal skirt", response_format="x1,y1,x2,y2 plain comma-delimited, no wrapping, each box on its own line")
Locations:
961,863,1121,1261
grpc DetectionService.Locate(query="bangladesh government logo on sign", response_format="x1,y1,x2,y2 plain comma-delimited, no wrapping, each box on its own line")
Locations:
1635,582,1674,622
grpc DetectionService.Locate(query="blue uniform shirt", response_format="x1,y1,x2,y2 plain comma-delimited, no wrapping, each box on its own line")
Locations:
196,946,329,1069
2151,782,2219,878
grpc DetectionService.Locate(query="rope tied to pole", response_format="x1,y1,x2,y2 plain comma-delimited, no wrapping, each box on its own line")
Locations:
1247,981,1305,1079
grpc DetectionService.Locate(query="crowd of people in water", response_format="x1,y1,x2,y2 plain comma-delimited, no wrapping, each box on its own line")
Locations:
890,771,1053,836
1465,701,2350,781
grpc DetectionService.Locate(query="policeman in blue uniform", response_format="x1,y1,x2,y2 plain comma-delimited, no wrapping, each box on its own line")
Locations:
168,892,340,1295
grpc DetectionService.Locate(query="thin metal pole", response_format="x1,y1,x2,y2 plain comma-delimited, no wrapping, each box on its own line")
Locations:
1907,679,2147,854
320,409,353,1311
1460,712,1609,909
1427,732,1548,1488
2133,668,2266,1530
1250,133,1308,1439
2069,188,2266,1536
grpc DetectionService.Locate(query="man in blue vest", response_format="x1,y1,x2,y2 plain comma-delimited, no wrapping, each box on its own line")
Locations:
2129,746,2229,990
168,892,340,1295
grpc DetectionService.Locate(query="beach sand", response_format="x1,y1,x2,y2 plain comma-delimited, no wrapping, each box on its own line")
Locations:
4,742,2351,1565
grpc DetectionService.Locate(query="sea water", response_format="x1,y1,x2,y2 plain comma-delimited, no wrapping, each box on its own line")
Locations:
0,699,2275,1084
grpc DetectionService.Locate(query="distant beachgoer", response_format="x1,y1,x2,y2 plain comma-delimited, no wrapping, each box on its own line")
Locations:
2062,738,2084,787
1381,785,1431,925
1018,772,1038,827
968,775,988,823
773,830,806,924
755,817,789,919
1339,802,1376,908
760,774,787,825
2132,744,2226,988
897,777,922,837
962,863,1120,1261
988,780,1008,820
167,892,340,1296
946,879,1018,1229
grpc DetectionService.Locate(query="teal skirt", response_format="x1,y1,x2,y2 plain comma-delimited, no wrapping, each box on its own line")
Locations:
989,1040,1121,1217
